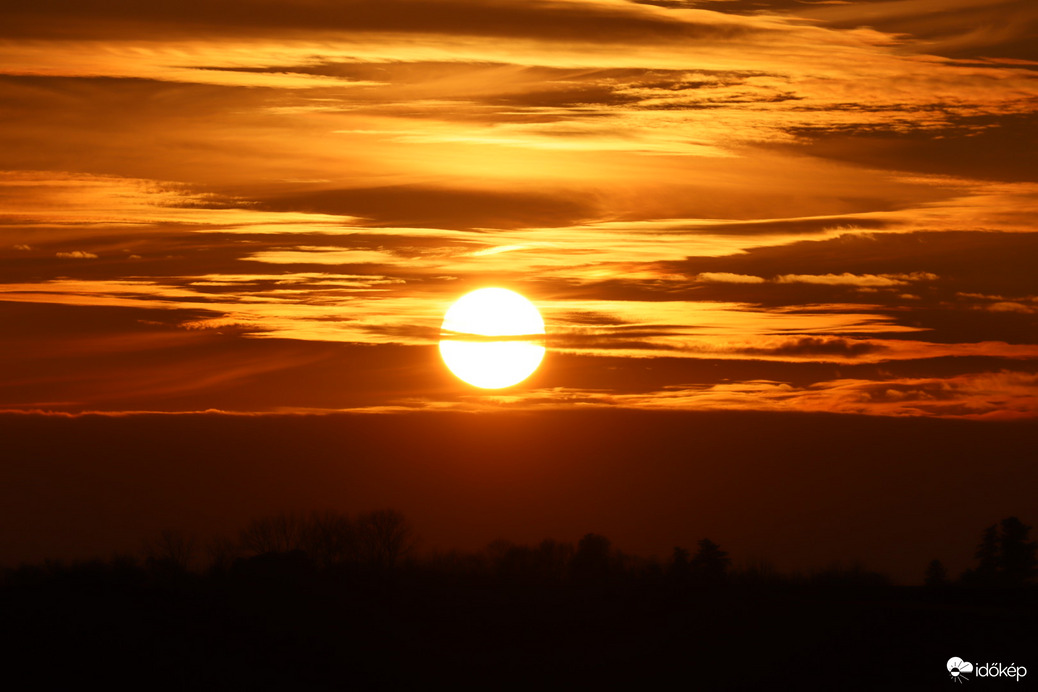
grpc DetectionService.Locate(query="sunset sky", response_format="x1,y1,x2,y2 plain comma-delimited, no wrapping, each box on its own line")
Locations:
1,0,1035,577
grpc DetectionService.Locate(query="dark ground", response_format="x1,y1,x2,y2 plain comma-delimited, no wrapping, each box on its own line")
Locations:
3,561,1035,690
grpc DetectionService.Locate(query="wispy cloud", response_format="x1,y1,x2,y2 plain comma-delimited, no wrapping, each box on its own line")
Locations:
0,0,1033,415
775,272,938,287
54,250,98,259
434,370,1038,419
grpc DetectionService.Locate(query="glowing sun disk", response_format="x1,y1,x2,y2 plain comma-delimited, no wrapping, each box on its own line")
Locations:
439,288,546,389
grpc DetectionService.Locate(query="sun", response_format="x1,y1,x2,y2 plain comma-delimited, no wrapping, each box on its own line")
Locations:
439,288,546,389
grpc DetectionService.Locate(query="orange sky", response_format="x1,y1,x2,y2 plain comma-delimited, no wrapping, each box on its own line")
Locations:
0,0,1036,580
1,0,1035,417
2,409,1035,583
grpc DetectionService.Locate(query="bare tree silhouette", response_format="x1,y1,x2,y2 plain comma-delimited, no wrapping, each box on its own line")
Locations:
487,538,574,583
301,510,358,569
239,512,305,555
355,509,415,570
205,535,240,576
144,528,197,573
536,539,574,582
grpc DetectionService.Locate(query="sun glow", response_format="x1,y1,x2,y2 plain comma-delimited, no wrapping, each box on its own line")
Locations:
439,288,546,389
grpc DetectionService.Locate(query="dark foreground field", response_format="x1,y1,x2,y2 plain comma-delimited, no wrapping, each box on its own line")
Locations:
4,559,1035,691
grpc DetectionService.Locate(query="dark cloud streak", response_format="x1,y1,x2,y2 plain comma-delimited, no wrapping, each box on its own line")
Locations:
1,0,764,43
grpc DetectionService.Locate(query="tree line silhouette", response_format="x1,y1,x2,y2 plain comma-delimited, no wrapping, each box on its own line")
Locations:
2,511,1035,689
926,516,1038,588
7,510,1033,591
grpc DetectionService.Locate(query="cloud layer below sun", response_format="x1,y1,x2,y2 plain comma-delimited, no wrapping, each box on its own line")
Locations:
0,0,1035,417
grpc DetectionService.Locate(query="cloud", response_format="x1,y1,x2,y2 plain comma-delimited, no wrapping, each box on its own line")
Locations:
676,336,1038,364
0,0,772,44
0,0,1033,418
696,272,766,284
453,370,1038,419
987,301,1036,314
794,0,1038,60
695,270,940,287
670,231,1038,301
736,336,886,358
775,272,938,287
254,185,598,230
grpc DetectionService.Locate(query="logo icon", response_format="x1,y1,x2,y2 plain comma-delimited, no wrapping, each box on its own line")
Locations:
948,657,974,683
